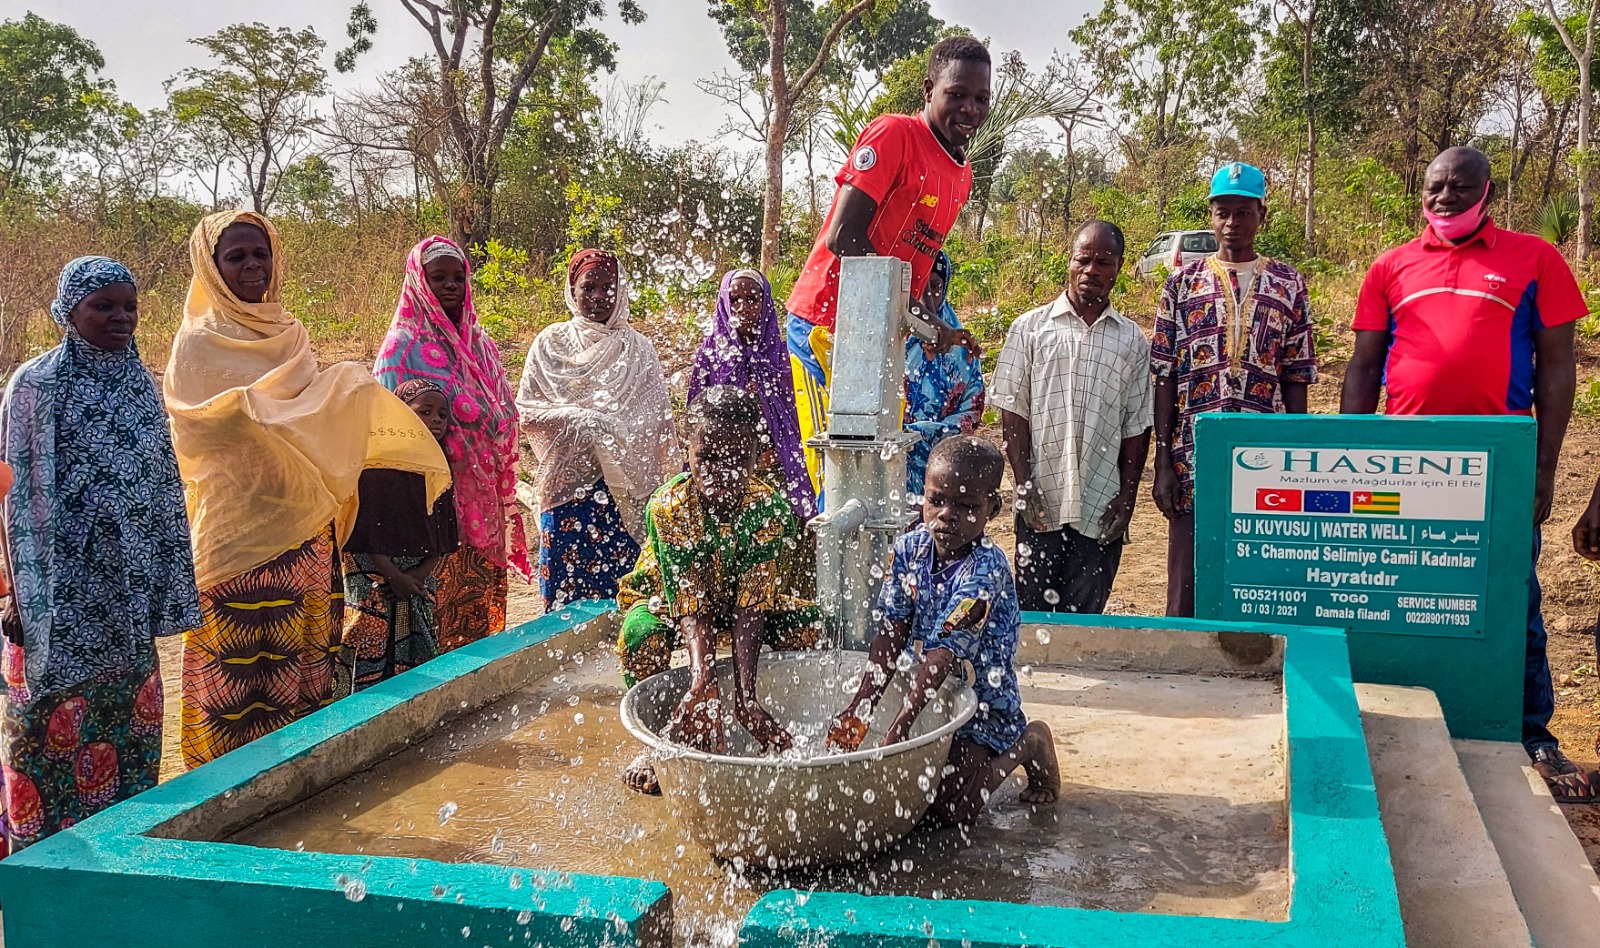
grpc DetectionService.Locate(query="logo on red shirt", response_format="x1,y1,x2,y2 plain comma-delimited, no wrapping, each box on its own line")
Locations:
1483,273,1507,289
1255,489,1303,512
852,146,877,171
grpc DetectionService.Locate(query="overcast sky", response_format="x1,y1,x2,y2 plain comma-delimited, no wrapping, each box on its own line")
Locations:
11,0,1101,146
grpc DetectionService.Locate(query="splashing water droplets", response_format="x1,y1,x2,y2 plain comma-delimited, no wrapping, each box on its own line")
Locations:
437,801,458,825
1035,628,1052,645
1043,588,1061,606
339,875,366,902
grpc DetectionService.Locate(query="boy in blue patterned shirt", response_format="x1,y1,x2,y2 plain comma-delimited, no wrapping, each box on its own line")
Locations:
827,436,1059,825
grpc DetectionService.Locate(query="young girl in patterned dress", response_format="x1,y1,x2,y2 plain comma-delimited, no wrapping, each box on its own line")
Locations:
336,380,461,694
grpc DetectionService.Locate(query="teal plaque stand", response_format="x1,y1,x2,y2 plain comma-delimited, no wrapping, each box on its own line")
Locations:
1195,414,1535,741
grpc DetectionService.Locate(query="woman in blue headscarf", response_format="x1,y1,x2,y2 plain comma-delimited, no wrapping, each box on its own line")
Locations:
904,252,986,497
0,256,201,851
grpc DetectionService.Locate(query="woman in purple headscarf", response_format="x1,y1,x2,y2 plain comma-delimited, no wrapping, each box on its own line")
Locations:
689,269,817,521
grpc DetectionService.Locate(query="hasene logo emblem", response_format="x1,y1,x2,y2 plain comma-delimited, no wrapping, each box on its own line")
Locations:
1483,273,1507,288
852,146,877,171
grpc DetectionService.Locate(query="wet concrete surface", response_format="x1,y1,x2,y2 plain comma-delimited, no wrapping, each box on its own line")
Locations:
229,652,1289,944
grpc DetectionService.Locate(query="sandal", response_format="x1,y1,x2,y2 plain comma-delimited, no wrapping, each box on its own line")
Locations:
1530,747,1600,804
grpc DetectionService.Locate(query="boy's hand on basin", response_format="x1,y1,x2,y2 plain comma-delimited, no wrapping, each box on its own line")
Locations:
826,711,869,753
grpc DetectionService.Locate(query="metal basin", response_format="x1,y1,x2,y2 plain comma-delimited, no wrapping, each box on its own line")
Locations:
619,649,976,868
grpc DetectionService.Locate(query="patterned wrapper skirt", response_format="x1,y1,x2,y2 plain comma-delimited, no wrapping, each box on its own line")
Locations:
180,526,342,770
539,480,641,611
0,643,162,852
335,553,439,696
434,546,507,651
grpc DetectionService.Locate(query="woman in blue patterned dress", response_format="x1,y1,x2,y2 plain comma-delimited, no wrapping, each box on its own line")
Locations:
0,257,202,851
904,252,986,499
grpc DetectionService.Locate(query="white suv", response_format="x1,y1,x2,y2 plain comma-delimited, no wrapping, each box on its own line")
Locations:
1135,230,1218,281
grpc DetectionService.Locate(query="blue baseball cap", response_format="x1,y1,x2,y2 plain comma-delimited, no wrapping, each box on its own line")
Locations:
1209,162,1266,201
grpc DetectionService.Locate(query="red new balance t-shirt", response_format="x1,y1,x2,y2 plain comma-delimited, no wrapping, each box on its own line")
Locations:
1352,219,1586,415
787,113,973,331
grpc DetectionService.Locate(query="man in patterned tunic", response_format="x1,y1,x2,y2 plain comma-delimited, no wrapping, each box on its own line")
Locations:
1150,162,1318,627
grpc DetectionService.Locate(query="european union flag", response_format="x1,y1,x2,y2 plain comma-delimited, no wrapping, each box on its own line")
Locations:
1305,490,1351,513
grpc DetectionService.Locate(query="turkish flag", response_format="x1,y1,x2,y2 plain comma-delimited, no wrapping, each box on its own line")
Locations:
1256,488,1303,512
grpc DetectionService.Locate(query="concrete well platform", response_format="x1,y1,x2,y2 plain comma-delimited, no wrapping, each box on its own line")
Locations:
0,610,1455,948
227,652,1293,941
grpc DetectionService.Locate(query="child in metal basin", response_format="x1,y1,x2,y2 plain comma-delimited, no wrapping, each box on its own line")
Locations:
616,386,820,794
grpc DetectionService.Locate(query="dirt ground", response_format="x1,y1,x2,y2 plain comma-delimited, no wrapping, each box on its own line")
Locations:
150,360,1600,874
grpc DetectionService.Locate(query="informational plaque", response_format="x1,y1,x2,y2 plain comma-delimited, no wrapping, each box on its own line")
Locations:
1224,445,1490,638
1195,415,1536,742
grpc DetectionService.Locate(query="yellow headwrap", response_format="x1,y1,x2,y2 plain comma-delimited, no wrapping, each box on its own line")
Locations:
164,210,451,588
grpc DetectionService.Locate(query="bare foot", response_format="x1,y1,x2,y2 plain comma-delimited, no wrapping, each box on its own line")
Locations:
666,681,726,754
1015,721,1061,804
737,698,794,754
623,752,661,795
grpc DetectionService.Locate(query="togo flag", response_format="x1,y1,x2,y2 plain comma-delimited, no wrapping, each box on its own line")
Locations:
1352,491,1400,515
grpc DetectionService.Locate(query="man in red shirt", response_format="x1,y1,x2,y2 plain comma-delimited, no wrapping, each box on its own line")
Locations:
1342,146,1592,800
785,36,989,492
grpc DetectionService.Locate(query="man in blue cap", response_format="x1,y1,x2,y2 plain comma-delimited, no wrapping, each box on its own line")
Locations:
1150,162,1318,633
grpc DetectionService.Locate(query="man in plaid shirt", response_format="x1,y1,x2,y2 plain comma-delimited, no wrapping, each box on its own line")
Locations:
993,221,1153,614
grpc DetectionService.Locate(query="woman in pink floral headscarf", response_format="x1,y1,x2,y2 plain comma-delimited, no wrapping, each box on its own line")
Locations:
375,237,527,648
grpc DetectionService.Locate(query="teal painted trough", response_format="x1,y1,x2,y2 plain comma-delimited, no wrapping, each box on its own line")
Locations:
0,601,672,948
0,605,1405,947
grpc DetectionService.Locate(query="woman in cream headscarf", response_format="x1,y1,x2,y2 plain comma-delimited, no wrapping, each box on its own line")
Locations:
165,211,449,768
517,249,678,610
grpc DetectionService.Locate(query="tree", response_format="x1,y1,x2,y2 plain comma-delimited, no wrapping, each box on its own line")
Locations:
168,23,329,214
0,13,109,196
1071,0,1259,221
1541,0,1599,262
77,98,190,247
278,155,345,222
1258,0,1367,255
337,0,645,255
708,0,902,269
1356,0,1509,193
327,60,452,224
1509,9,1582,212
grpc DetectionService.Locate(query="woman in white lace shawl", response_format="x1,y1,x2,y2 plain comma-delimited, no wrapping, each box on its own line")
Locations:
516,249,679,610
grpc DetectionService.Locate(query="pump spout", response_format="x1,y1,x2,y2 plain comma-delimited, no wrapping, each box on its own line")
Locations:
810,498,869,537
809,499,871,649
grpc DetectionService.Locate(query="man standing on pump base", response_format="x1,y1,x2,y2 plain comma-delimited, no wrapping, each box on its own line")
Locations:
784,35,990,498
1151,162,1318,626
993,221,1152,614
1343,145,1594,802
